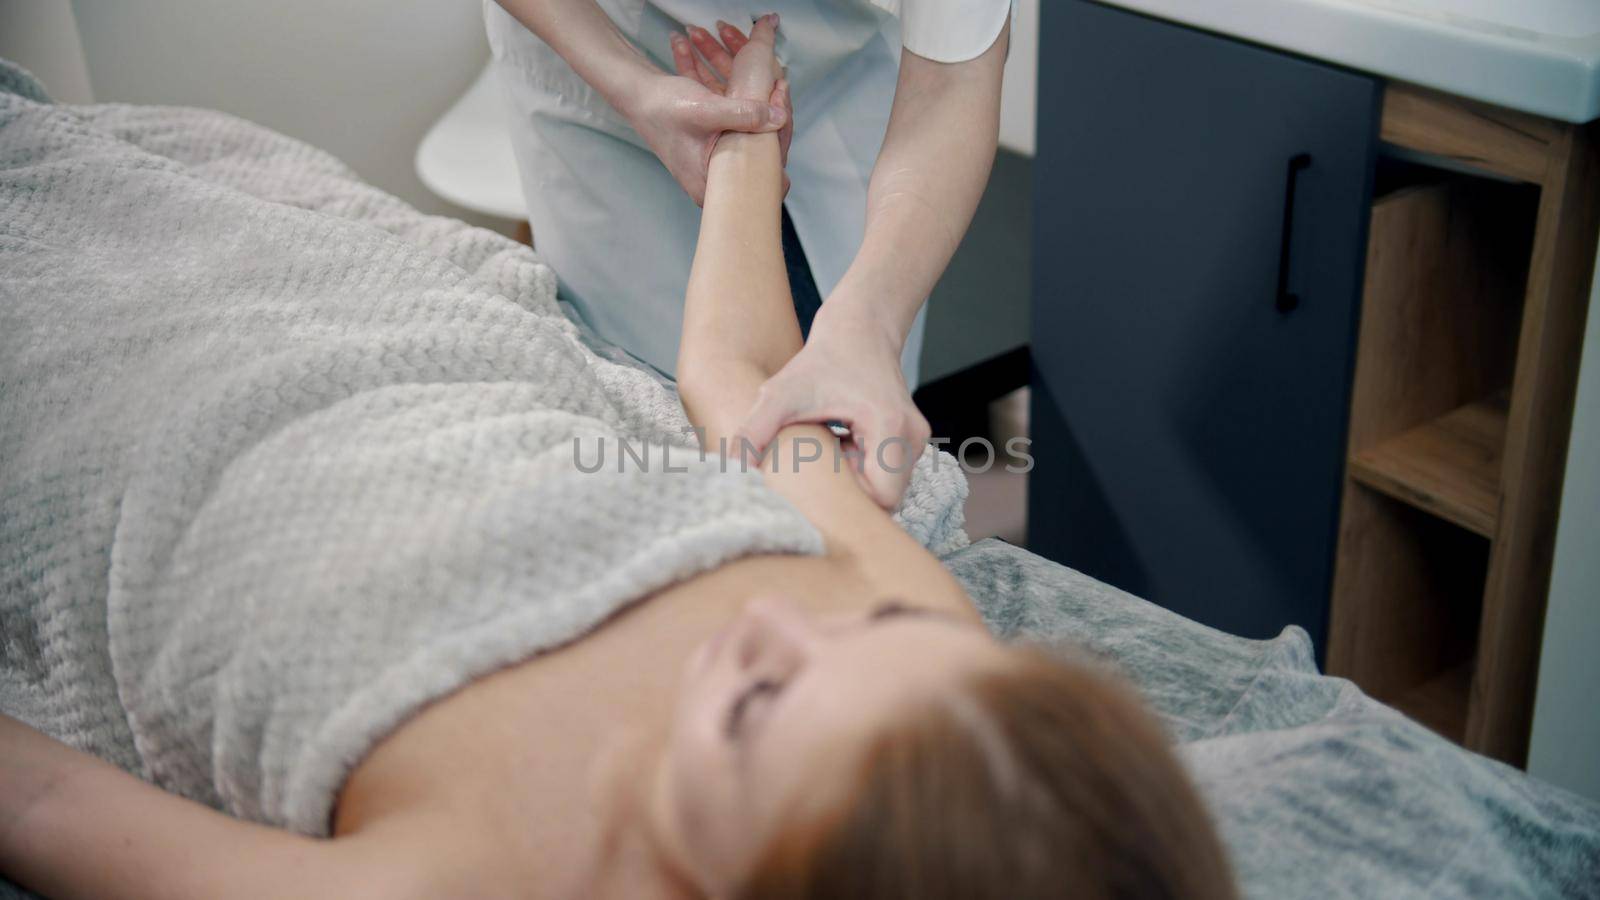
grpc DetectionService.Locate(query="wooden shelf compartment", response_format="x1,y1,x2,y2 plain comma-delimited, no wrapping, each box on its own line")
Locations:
1382,661,1474,743
1328,486,1489,721
1348,395,1507,538
1333,88,1598,767
1327,173,1529,756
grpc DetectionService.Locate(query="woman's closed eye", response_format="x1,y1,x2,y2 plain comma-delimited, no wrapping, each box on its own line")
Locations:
725,677,785,739
870,599,923,621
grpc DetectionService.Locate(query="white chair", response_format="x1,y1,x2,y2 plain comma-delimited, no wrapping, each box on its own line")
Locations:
415,63,529,238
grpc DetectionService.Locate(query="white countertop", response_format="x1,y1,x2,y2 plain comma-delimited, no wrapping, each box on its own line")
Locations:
1094,0,1600,123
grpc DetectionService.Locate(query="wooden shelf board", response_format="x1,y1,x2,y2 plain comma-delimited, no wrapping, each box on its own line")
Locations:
1384,662,1474,744
1381,83,1563,186
1348,397,1507,538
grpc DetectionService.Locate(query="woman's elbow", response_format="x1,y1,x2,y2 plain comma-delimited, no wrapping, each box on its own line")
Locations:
675,357,769,437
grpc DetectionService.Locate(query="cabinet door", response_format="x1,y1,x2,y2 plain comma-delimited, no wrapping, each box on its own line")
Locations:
1028,0,1380,654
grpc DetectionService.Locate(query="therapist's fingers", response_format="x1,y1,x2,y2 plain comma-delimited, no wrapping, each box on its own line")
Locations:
848,408,928,510
674,32,725,93
669,34,717,93
687,25,736,81
771,78,793,163
716,20,751,56
691,50,724,93
769,78,792,195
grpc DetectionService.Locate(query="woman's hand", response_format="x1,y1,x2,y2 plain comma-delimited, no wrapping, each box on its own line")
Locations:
495,0,786,206
669,17,793,175
620,71,787,206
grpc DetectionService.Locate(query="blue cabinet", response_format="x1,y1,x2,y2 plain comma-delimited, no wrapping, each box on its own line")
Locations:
1028,0,1381,654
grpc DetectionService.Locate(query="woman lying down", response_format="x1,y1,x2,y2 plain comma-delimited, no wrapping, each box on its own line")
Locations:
0,21,1229,900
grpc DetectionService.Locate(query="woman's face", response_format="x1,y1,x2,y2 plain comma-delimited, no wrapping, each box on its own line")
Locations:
650,596,1005,894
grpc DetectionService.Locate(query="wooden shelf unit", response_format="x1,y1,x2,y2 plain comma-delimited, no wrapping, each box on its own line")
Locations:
1327,85,1600,767
1348,395,1507,539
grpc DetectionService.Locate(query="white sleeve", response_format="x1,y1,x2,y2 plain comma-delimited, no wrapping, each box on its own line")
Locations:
871,0,1014,64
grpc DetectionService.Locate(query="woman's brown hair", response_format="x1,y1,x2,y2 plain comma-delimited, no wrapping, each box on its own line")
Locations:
737,647,1236,900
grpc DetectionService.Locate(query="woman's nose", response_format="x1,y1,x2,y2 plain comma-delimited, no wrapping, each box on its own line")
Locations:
735,595,821,670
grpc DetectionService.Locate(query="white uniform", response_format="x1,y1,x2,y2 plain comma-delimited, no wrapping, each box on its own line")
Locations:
485,0,1011,383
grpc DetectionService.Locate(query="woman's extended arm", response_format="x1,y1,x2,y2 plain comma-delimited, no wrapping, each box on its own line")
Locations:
0,714,390,900
731,20,1010,509
676,119,885,551
672,19,971,609
673,16,798,446
674,135,796,443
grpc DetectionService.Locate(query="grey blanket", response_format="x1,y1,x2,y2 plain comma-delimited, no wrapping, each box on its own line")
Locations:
3,59,1597,899
948,540,1600,897
0,58,965,841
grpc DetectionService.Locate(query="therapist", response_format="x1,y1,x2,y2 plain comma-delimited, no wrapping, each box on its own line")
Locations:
486,0,1010,508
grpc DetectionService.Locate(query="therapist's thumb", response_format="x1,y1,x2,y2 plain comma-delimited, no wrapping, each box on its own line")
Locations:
699,96,786,134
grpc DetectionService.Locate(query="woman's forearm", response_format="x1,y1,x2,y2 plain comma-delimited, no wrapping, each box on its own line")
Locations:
817,27,1008,347
674,129,962,583
492,0,656,112
676,130,800,444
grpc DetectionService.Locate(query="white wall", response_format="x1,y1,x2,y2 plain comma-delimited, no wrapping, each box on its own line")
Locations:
998,0,1038,157
1528,240,1600,802
0,0,94,103
51,0,1037,211
67,0,499,226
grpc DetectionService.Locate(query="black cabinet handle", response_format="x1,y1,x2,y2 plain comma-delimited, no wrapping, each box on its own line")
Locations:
1275,153,1313,313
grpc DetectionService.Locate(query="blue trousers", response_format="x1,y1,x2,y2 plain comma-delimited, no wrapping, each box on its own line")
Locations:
781,205,823,341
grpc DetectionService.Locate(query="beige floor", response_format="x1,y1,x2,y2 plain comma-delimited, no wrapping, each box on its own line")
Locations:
961,387,1029,546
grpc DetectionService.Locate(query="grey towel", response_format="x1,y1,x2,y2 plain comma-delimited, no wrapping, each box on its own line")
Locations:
0,58,967,844
948,540,1600,898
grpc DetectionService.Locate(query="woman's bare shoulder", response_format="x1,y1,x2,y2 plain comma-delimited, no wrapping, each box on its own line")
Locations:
750,425,979,619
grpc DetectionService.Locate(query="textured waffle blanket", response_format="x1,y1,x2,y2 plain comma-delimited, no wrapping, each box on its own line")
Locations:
947,540,1600,898
6,58,1598,900
0,59,966,840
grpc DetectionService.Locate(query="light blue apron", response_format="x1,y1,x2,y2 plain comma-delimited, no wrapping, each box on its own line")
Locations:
485,0,927,383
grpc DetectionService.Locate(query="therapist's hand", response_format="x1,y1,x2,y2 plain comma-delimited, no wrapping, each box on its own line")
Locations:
621,70,787,206
737,300,931,510
670,19,794,168
496,0,784,205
